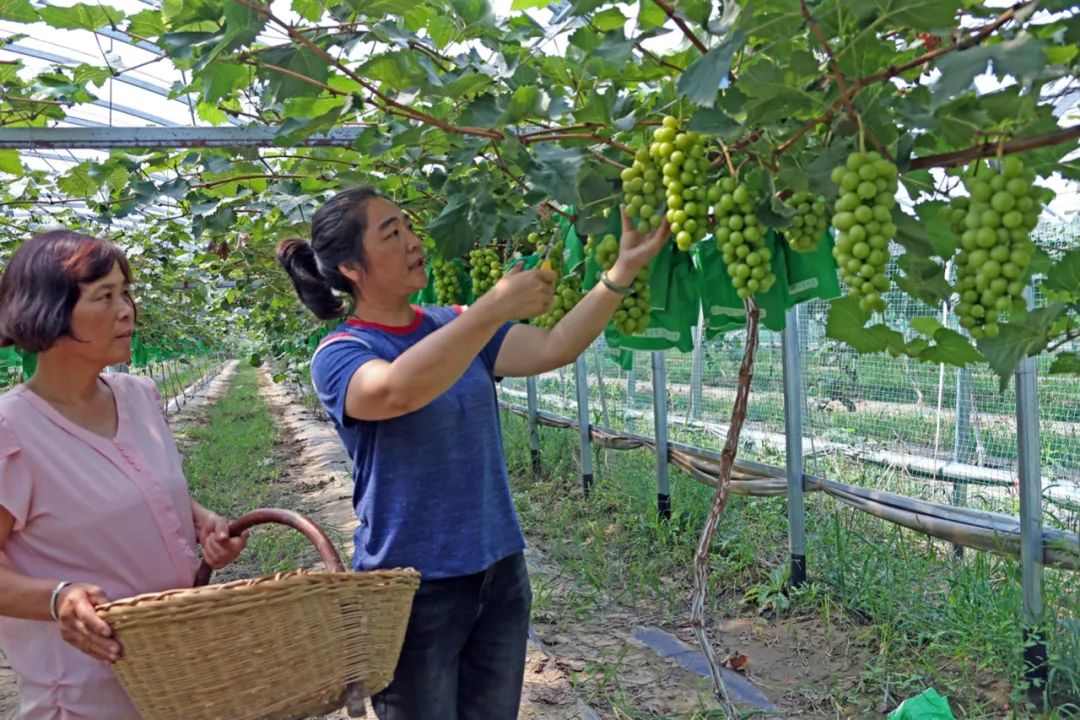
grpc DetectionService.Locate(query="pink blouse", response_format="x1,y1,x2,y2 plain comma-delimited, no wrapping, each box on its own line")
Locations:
0,373,200,720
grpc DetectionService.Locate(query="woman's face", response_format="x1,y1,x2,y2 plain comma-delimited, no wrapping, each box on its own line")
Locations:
350,198,429,301
54,262,135,366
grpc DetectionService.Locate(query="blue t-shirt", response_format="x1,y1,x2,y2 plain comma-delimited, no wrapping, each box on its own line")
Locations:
310,305,523,580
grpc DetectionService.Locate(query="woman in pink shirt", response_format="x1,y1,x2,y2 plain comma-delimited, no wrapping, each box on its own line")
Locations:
0,231,249,720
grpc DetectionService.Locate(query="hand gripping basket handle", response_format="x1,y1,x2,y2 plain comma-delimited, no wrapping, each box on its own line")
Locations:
193,508,346,587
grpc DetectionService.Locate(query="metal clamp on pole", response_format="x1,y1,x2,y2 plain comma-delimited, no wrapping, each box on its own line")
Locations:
574,355,594,497
651,351,671,520
526,376,541,476
781,306,807,588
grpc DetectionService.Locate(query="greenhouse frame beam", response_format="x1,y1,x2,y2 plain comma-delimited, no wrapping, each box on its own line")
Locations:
0,126,366,150
3,43,175,102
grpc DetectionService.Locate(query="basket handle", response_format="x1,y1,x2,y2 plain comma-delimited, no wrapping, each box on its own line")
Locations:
193,508,346,587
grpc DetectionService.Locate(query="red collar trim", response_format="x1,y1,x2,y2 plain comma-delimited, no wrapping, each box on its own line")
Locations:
345,306,424,334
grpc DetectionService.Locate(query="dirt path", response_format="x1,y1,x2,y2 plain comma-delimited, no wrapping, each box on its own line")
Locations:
0,363,233,720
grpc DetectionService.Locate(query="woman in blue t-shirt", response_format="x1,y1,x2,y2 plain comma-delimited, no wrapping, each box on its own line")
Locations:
277,187,668,720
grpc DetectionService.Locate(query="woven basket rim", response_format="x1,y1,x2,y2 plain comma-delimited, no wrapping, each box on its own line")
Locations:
98,567,420,615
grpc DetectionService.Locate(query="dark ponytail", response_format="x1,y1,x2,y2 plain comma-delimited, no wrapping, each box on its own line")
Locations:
276,186,383,321
276,238,345,320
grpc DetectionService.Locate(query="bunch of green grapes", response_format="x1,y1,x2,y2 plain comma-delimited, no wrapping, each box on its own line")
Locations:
785,191,830,252
612,267,652,335
468,247,502,297
951,156,1040,340
532,232,565,275
535,275,583,329
713,177,775,300
595,233,619,270
432,257,464,305
649,116,709,252
829,151,899,313
621,149,665,231
593,232,651,335
946,196,969,235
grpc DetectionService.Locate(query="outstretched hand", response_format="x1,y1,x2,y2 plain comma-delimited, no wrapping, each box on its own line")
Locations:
615,205,671,275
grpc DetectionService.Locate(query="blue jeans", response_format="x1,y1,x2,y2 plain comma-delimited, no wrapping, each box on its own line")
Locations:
372,552,532,720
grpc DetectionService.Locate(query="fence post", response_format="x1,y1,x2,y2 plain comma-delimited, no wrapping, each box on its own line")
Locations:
688,307,705,421
1016,287,1047,707
651,351,671,520
951,366,974,558
781,305,807,588
526,376,541,475
626,364,637,432
574,355,594,497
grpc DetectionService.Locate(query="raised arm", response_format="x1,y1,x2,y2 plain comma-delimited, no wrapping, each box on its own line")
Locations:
494,208,670,377
342,264,557,421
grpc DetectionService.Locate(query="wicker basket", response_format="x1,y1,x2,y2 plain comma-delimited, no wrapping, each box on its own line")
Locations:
97,509,420,720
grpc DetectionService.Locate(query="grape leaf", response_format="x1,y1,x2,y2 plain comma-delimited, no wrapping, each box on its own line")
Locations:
932,34,1046,108
0,0,37,22
39,3,123,30
913,200,957,257
686,108,742,139
526,145,585,207
826,295,878,352
895,254,952,307
891,208,938,259
910,316,943,337
259,46,329,103
1049,352,1080,375
918,328,983,367
1044,246,1080,295
977,303,1069,388
0,150,24,175
675,30,744,107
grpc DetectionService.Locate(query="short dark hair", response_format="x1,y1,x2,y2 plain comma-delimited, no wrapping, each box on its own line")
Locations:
277,186,381,320
0,230,133,353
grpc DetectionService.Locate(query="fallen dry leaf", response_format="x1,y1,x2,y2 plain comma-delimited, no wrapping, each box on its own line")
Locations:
722,651,750,673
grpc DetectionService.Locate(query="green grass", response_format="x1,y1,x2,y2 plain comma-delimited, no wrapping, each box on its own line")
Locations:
180,364,327,581
501,410,1080,718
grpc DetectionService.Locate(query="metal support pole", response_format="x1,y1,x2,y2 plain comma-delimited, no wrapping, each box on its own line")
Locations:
1016,288,1046,706
951,366,974,558
626,364,637,432
574,356,593,497
651,351,671,520
526,376,541,476
781,306,807,588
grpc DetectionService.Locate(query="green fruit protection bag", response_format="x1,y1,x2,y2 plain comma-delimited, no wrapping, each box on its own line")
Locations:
784,228,842,304
409,264,439,305
605,241,700,353
887,688,955,720
130,333,149,368
695,231,791,337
